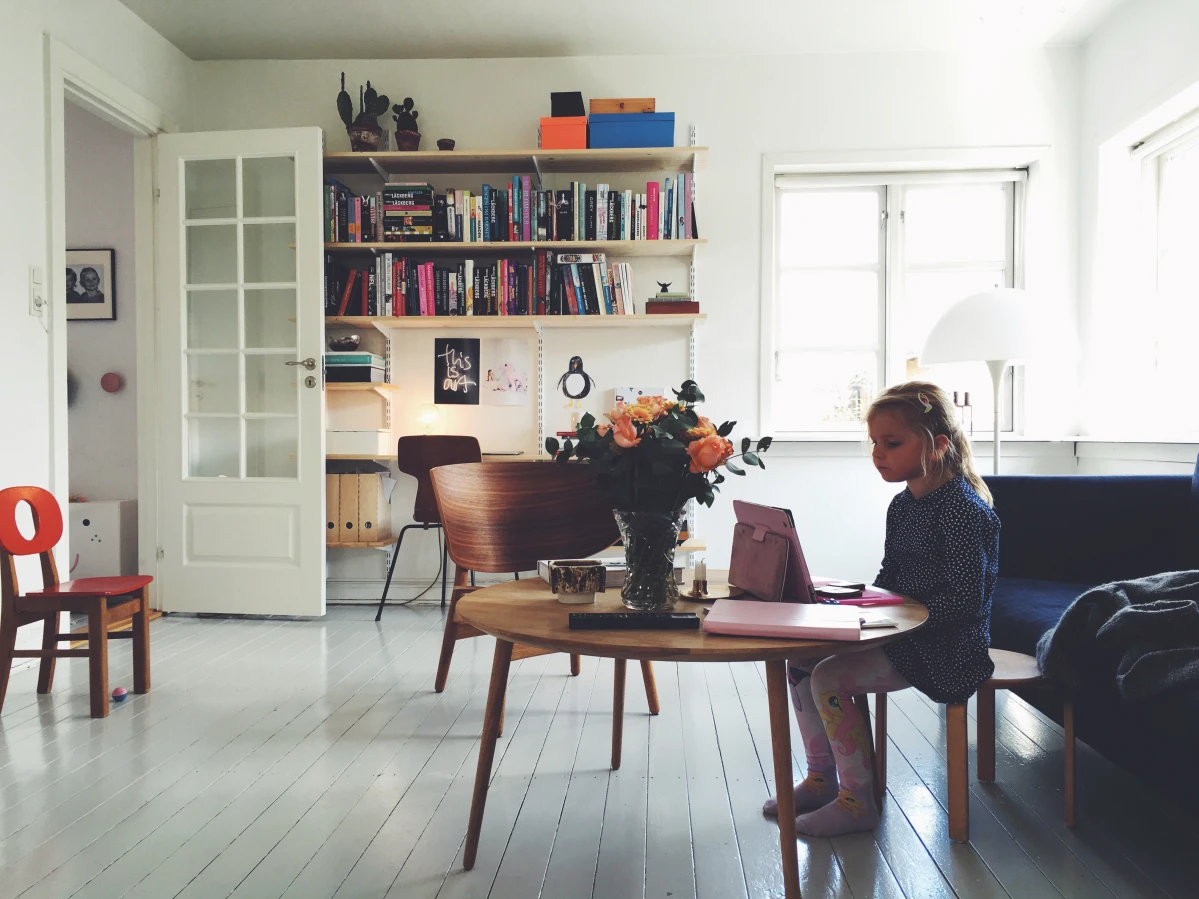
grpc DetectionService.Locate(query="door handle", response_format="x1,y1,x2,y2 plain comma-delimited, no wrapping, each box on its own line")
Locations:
286,357,317,370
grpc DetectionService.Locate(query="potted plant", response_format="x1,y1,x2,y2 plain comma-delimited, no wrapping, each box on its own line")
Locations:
337,74,389,152
546,380,770,610
391,97,421,151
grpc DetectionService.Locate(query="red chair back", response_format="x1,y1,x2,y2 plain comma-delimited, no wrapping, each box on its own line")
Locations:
0,487,62,556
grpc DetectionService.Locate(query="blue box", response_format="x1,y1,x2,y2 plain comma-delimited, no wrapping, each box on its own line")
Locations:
587,112,676,149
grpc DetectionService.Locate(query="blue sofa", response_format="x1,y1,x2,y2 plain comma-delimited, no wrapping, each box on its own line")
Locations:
984,455,1199,799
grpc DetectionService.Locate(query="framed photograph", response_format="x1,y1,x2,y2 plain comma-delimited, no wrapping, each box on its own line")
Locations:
66,249,115,321
433,337,480,405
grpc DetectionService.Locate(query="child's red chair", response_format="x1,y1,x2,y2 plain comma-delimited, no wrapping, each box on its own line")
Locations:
0,486,152,718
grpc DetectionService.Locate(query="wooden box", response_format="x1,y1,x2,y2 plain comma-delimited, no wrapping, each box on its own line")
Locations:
539,116,587,150
589,98,656,114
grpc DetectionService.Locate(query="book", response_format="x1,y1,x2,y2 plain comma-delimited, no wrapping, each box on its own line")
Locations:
702,599,861,641
555,190,573,240
585,189,597,241
522,176,533,242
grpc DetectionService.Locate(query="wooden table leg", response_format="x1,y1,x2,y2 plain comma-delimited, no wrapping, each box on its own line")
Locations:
976,687,996,782
640,660,660,715
570,654,581,676
132,587,151,694
766,660,801,899
612,658,627,770
88,600,110,719
874,693,888,803
463,638,514,870
947,702,969,842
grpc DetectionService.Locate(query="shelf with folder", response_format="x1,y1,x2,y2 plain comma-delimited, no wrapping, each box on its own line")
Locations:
326,537,395,550
326,382,398,400
326,313,704,334
323,239,705,258
323,146,707,178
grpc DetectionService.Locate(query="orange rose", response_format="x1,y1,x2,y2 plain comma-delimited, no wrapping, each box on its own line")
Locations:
612,416,641,449
635,395,670,419
687,434,734,473
684,415,717,440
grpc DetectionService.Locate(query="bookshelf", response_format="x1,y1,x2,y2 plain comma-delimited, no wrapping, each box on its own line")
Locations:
323,142,707,569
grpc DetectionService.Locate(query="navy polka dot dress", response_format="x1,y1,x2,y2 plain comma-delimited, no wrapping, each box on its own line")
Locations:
875,476,1000,704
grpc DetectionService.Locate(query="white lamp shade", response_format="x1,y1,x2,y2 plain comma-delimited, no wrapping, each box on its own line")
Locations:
920,287,1067,365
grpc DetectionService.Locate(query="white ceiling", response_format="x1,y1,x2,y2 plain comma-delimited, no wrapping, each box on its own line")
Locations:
119,0,1127,61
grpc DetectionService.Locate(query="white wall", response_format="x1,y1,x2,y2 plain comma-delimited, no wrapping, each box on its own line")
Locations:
64,101,139,502
192,49,1081,595
1078,0,1199,437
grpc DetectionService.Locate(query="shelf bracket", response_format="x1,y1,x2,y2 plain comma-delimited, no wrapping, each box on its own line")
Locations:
368,156,389,181
535,321,545,455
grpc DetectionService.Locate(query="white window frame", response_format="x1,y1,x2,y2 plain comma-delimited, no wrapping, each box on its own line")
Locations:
760,150,1037,440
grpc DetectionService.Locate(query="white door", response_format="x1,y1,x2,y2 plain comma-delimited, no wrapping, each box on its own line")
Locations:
155,128,325,615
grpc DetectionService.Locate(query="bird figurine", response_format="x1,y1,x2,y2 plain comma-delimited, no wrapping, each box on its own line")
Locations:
656,281,672,294
557,356,595,400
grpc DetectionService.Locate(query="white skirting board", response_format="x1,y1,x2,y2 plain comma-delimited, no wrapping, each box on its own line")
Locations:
327,572,523,601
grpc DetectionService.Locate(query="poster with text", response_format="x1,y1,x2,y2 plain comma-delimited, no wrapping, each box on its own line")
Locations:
433,337,480,405
481,337,531,406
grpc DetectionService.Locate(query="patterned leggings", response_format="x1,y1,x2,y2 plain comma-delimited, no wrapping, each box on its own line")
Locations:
789,648,911,793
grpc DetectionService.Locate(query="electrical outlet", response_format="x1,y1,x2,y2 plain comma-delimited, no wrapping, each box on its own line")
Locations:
29,265,46,317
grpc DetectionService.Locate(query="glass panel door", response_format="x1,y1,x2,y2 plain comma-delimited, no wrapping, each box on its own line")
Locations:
182,154,300,479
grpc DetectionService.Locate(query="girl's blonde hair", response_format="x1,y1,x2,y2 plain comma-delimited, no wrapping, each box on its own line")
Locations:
865,381,992,506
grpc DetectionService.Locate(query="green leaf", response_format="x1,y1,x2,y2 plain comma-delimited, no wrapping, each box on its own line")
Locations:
717,420,736,437
545,437,559,456
713,471,725,485
741,437,751,454
578,412,596,430
756,436,773,452
725,460,745,475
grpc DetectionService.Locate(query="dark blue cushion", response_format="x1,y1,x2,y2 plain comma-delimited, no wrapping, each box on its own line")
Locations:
990,577,1091,656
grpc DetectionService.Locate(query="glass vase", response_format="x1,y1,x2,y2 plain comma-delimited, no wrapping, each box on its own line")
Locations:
612,508,687,611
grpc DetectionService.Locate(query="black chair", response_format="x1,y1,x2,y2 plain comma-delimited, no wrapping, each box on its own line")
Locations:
375,435,481,620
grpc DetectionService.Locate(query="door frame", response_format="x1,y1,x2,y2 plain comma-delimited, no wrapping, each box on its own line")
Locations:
44,36,178,605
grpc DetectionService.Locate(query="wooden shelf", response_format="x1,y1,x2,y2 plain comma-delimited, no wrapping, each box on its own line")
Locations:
326,382,397,400
326,538,395,549
323,239,704,257
323,146,707,177
327,313,703,333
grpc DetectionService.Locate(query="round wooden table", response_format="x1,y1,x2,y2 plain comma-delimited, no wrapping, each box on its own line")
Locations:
456,575,928,899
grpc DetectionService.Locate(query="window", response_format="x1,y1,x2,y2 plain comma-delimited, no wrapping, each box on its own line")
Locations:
768,171,1023,435
1149,137,1199,433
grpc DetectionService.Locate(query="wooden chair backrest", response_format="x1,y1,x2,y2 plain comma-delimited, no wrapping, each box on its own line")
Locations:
0,486,63,617
397,435,482,524
431,462,619,573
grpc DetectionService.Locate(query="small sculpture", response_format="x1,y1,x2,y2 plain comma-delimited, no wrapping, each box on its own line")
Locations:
656,281,672,294
392,98,421,151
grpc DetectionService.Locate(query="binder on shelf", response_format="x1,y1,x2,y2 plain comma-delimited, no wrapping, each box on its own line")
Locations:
325,474,339,544
337,474,360,543
357,474,390,542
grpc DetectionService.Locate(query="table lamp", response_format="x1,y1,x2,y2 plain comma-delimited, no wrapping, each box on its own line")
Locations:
416,403,441,434
919,287,1056,474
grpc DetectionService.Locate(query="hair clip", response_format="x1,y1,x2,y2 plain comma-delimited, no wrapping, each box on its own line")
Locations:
917,392,933,413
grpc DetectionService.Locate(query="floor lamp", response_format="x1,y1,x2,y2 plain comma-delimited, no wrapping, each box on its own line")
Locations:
919,288,1048,475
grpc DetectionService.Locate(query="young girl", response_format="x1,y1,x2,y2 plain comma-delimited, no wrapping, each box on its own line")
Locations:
763,382,1000,837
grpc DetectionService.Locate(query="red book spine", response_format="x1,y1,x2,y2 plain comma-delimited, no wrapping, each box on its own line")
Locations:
336,270,357,315
564,268,579,314
536,251,547,315
393,259,402,315
646,183,659,240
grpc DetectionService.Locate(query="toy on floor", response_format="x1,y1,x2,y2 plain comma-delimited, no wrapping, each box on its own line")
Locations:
111,687,127,703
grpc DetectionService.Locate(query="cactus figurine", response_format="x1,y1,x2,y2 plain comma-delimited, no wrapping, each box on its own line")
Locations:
341,77,391,152
392,97,421,151
336,72,353,128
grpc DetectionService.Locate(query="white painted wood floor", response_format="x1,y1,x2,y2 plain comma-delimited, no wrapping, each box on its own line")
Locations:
1,605,1195,899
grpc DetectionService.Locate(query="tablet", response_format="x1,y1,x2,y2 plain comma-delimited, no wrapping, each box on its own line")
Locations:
732,499,816,603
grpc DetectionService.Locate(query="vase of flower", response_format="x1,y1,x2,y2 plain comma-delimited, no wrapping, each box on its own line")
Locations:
613,508,688,611
545,380,772,612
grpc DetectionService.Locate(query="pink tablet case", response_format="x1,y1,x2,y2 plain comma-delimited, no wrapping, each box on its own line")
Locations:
733,500,815,602
811,580,906,606
702,599,861,641
728,522,789,602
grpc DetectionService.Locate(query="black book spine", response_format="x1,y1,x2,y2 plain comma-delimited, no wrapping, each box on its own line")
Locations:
608,191,619,240
473,264,482,316
337,189,349,243
499,191,509,242
489,195,498,244
585,190,597,241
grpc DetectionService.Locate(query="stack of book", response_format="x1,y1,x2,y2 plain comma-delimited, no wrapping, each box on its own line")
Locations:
324,176,697,244
325,352,387,383
646,288,698,315
323,250,639,317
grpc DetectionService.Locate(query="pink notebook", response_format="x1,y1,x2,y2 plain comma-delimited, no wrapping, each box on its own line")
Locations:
811,580,906,607
702,599,861,641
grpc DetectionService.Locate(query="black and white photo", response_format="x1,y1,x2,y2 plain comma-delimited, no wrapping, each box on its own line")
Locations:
66,249,116,321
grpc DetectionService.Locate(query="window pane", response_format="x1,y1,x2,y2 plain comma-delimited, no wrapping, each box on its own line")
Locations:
1157,147,1199,431
779,190,879,267
243,223,296,283
185,159,236,219
186,224,237,284
245,288,297,349
187,354,239,414
904,184,1007,265
187,417,240,478
242,156,295,218
776,351,876,431
778,270,877,347
246,417,298,478
245,354,297,414
187,289,238,349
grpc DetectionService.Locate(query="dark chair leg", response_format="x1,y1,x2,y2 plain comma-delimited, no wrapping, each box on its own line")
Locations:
470,571,476,587
375,525,413,622
440,531,449,610
514,572,519,580
37,612,58,694
0,612,17,713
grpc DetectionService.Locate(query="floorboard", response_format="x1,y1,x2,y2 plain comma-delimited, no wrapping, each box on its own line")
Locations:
0,606,1191,899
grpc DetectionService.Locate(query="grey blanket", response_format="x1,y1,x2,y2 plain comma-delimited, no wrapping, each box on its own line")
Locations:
1036,571,1199,699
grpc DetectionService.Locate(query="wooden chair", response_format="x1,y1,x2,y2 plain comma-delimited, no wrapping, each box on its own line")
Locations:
0,486,152,719
430,462,660,740
375,435,482,621
863,647,1075,841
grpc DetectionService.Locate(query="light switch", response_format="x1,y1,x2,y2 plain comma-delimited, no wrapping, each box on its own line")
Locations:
29,265,46,317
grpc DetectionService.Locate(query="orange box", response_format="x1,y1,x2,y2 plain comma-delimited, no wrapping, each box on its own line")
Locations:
540,116,587,150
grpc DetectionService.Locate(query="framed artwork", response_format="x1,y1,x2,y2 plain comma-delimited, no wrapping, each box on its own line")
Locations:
433,337,480,405
481,337,531,406
66,249,116,321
